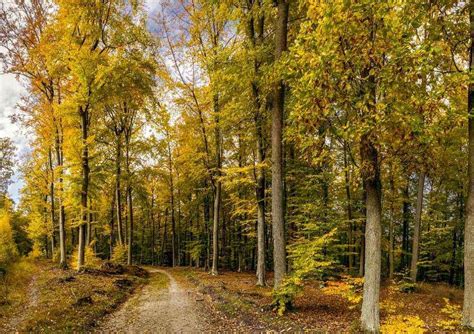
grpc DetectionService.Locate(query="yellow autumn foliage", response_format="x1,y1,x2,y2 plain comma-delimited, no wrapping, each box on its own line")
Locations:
437,298,462,331
321,276,363,307
70,243,101,270
381,315,426,334
0,204,18,266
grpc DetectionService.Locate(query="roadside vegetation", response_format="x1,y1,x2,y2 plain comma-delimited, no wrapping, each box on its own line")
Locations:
0,259,147,332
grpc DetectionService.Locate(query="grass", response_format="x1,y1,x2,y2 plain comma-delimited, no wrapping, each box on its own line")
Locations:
0,258,147,332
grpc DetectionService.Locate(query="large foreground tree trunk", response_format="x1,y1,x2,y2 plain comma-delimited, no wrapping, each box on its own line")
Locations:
246,2,267,286
271,0,289,290
463,1,474,328
360,133,382,333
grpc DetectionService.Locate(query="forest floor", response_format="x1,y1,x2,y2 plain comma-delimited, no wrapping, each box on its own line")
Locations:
0,262,466,333
170,268,466,333
0,259,147,332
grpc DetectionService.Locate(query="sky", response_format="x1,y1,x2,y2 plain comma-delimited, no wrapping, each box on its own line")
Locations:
0,0,160,204
0,73,27,203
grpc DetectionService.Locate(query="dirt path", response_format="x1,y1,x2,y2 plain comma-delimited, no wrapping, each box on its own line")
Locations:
97,268,208,333
5,274,39,332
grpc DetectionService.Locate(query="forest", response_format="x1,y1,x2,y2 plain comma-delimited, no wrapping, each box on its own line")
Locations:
0,0,473,332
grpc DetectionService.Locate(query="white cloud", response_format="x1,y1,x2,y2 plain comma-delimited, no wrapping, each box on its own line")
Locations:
0,73,28,203
144,0,161,14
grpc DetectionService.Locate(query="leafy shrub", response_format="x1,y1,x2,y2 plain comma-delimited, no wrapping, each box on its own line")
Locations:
70,243,101,270
29,242,43,259
272,276,303,315
0,205,18,267
273,228,337,315
111,244,128,264
398,281,417,293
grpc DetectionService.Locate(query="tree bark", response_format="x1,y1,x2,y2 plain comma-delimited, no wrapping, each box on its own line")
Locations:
402,183,410,270
271,0,289,289
344,141,354,271
109,192,115,259
360,133,382,333
211,93,221,276
463,1,474,328
48,147,55,257
151,194,156,266
167,141,177,267
126,137,133,265
127,185,134,265
360,51,381,330
410,172,425,282
115,136,124,246
388,167,395,280
78,105,89,269
252,3,267,287
55,125,67,268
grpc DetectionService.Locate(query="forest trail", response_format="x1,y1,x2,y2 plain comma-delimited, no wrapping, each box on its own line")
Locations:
5,274,39,332
96,268,208,333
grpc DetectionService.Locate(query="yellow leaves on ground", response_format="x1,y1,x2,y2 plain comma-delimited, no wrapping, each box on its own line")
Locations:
321,276,363,307
381,315,426,334
437,298,462,331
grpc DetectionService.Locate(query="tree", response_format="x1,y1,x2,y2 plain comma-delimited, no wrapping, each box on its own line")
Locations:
272,0,289,290
0,138,15,196
464,0,474,328
0,199,18,267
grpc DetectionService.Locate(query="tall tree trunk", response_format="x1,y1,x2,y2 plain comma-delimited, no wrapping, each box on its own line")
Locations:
256,118,266,286
344,141,354,271
410,172,425,282
271,0,289,289
151,194,156,266
360,54,381,330
389,167,395,280
204,193,211,271
125,136,133,265
360,133,382,333
245,1,266,285
115,137,124,245
171,185,177,267
167,141,177,267
48,147,55,257
211,93,221,276
161,208,168,265
211,183,221,275
55,125,67,268
463,1,474,328
402,183,410,270
78,105,89,269
109,192,115,259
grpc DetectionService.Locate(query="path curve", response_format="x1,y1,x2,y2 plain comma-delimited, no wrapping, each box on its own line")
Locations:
97,268,207,333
